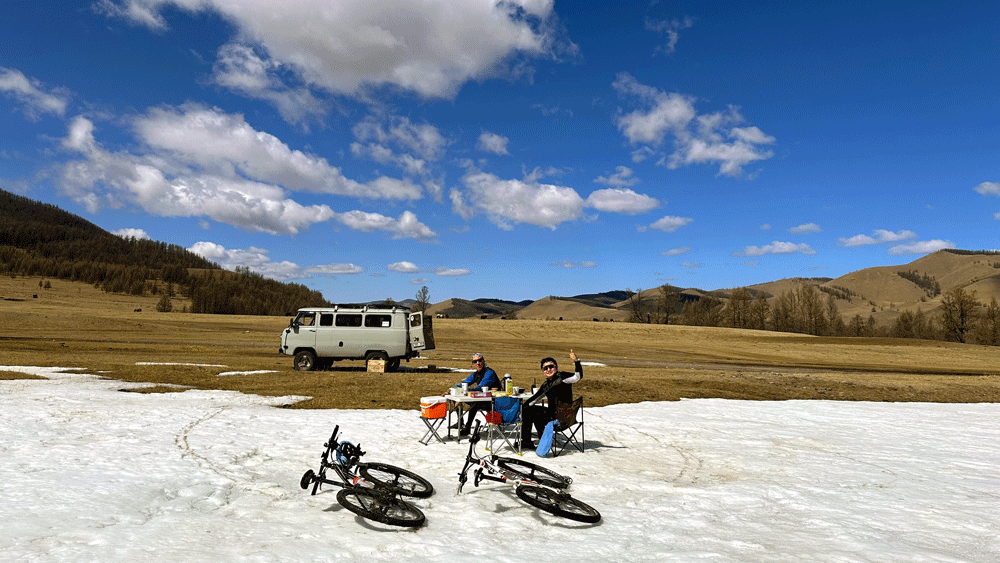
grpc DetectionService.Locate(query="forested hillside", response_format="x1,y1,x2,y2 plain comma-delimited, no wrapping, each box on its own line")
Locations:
0,189,329,315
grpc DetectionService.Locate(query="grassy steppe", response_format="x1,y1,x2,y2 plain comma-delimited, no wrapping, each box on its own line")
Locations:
3,276,999,408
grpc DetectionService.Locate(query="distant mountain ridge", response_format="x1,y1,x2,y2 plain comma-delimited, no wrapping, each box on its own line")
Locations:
6,188,1000,324
429,251,1000,323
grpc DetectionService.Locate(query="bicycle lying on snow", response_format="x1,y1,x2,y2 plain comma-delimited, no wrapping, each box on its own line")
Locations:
456,421,601,524
300,425,434,527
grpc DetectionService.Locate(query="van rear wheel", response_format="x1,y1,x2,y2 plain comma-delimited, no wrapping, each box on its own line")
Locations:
365,351,393,371
294,350,317,371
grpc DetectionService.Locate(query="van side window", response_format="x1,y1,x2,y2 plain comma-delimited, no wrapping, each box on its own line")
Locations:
335,314,363,327
319,313,334,327
410,314,422,327
365,314,392,328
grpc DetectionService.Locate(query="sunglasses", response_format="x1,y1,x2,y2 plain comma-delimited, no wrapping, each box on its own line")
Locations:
472,358,484,364
542,364,557,371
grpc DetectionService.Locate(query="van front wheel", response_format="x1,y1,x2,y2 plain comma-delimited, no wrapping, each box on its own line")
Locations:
294,350,317,371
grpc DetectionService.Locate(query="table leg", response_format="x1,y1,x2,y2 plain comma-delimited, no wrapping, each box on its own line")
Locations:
447,401,467,441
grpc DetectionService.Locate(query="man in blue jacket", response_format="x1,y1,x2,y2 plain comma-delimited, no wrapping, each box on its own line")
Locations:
458,353,500,436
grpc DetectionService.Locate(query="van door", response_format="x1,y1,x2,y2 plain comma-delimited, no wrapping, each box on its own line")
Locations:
314,312,338,357
409,311,434,350
286,311,318,351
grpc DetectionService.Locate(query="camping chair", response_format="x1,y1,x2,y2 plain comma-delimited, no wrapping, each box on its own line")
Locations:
550,397,585,457
418,396,447,445
485,395,522,455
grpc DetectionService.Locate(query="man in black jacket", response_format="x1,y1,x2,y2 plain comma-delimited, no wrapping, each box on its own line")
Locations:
520,349,582,449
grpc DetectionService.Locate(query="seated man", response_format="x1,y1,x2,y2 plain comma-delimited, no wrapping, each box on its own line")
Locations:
457,353,500,436
521,349,582,449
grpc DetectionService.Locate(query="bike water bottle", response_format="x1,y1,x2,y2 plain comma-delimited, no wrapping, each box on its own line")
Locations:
504,374,512,395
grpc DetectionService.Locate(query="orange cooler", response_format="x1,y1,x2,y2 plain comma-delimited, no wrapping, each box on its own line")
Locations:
420,396,446,419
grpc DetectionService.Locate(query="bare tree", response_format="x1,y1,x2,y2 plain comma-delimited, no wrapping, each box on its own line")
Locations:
939,287,979,343
413,285,430,312
744,293,768,330
796,285,827,336
825,295,846,336
847,313,873,337
155,293,173,312
681,295,723,327
974,297,1000,345
725,287,754,328
771,291,796,333
658,285,679,325
625,288,645,323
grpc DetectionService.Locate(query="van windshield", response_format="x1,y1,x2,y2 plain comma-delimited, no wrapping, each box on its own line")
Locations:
295,312,316,326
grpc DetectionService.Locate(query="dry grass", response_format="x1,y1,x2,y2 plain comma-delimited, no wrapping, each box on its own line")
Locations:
3,276,999,409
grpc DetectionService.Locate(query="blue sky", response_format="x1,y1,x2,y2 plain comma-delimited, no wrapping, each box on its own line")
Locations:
2,1,998,303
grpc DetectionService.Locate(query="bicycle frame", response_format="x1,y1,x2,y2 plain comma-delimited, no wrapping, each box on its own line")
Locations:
457,421,542,493
303,425,375,495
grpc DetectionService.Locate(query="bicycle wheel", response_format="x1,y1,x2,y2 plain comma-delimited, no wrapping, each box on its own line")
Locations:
515,485,601,524
300,469,315,490
336,488,425,528
358,462,434,498
495,457,570,489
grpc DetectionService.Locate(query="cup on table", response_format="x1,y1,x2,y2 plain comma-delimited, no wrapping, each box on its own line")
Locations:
512,386,520,395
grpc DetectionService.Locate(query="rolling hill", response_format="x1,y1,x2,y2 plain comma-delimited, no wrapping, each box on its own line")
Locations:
6,188,1000,327
428,250,1000,326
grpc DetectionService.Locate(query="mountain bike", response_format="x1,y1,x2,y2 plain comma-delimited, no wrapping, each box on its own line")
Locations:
456,421,601,524
300,425,434,527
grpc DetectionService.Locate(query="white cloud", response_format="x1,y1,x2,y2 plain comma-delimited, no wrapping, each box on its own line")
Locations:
760,223,772,231
586,188,658,215
838,229,918,247
613,73,695,145
649,215,694,232
306,263,365,276
645,16,693,54
476,131,510,155
613,73,774,177
332,210,437,241
353,115,448,162
550,261,598,268
136,104,421,200
680,261,702,268
101,0,571,103
735,241,816,257
888,240,955,256
730,126,776,145
113,228,149,240
434,267,471,277
188,241,361,280
974,181,1000,196
453,169,586,230
58,116,336,235
388,261,421,273
594,165,640,187
789,223,821,235
662,247,691,256
0,67,70,119
531,103,573,118
211,44,329,127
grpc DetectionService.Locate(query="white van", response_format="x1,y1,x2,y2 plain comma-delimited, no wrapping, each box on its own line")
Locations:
278,305,435,372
